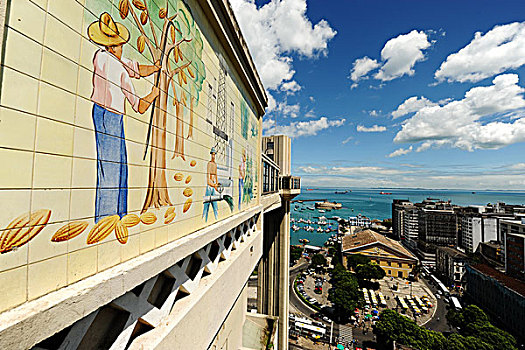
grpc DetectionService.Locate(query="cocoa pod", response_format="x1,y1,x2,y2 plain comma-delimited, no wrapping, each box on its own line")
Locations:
140,10,148,25
119,0,130,19
51,221,88,242
132,0,146,10
115,221,129,244
183,198,192,213
0,209,51,253
86,215,119,244
140,212,157,225
137,35,146,53
183,187,193,197
121,213,140,228
159,8,167,19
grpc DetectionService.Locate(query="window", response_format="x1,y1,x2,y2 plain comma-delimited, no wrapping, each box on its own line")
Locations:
388,270,391,275
398,262,403,268
387,261,391,266
398,271,403,278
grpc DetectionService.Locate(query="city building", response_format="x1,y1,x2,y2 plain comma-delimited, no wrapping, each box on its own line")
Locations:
348,214,372,228
465,264,525,342
0,1,299,349
435,247,468,288
392,199,413,240
402,207,419,251
341,229,418,278
478,241,504,267
501,219,525,281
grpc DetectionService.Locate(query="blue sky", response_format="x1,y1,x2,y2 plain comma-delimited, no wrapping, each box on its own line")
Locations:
230,0,525,190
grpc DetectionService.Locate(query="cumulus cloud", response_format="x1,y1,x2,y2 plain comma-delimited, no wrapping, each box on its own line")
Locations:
350,57,380,82
369,110,380,117
375,30,431,81
357,125,387,132
280,80,302,94
391,96,437,119
388,146,413,158
350,30,432,87
394,74,525,151
435,22,525,83
263,117,345,138
275,101,301,118
297,165,406,176
230,0,336,90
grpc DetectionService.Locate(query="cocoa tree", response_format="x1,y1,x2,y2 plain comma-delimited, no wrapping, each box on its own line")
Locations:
118,0,205,212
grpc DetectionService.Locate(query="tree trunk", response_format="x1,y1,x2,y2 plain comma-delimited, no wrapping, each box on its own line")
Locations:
142,72,172,212
172,100,185,159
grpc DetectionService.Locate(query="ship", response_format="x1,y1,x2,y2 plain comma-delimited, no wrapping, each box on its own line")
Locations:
334,190,349,194
379,191,392,195
314,200,342,210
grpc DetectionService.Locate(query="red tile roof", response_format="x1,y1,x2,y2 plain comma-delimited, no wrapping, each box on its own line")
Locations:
470,263,525,297
341,229,417,261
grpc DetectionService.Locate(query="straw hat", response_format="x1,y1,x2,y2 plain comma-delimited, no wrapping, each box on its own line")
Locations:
88,12,130,47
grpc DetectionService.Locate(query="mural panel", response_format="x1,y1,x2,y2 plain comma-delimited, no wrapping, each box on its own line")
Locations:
0,0,261,311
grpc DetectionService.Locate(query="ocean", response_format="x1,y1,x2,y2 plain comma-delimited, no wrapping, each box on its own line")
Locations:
290,187,525,247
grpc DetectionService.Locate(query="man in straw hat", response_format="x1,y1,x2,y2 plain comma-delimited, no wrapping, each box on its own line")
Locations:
238,149,246,210
88,12,160,222
203,147,219,221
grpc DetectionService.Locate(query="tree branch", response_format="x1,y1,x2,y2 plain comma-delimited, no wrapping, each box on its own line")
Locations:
143,0,159,48
169,61,192,78
166,38,192,53
128,4,159,59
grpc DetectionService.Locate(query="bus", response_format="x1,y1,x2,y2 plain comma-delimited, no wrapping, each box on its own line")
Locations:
450,296,462,310
294,321,326,337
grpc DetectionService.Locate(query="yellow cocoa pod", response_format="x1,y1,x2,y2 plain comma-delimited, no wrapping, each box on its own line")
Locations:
159,7,167,19
140,10,148,25
140,212,157,225
188,67,195,79
164,207,176,218
86,215,119,244
185,175,192,184
119,0,130,19
174,172,184,181
137,35,146,53
164,212,176,224
183,198,192,213
121,213,140,228
183,187,193,197
115,221,129,244
51,221,88,242
0,209,52,253
132,0,146,10
190,160,196,167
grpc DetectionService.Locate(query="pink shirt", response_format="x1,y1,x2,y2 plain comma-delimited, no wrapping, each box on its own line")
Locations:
91,49,141,115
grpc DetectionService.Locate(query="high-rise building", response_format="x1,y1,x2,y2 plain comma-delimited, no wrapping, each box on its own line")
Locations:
0,1,299,349
417,207,457,267
402,207,419,250
392,199,413,240
501,219,525,281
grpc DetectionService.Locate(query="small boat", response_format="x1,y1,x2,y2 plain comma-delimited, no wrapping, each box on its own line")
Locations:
307,206,315,211
318,209,326,213
334,190,348,194
291,225,300,232
299,238,310,244
317,227,324,233
379,191,392,195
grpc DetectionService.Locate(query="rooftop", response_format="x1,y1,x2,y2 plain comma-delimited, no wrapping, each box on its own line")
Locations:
436,246,467,259
342,229,417,261
469,264,525,298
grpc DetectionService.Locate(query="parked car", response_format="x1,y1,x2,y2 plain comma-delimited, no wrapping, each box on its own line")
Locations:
322,316,332,323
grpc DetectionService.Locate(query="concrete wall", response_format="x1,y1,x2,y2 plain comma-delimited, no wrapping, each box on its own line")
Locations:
0,0,263,314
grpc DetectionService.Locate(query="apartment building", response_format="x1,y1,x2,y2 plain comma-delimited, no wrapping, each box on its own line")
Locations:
0,1,299,349
436,246,467,288
501,219,525,281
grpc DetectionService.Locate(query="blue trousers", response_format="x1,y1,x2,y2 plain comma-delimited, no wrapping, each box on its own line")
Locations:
92,104,128,223
203,186,218,221
238,178,244,210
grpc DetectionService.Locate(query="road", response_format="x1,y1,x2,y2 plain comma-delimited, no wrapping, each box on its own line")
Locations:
289,262,318,317
419,274,456,333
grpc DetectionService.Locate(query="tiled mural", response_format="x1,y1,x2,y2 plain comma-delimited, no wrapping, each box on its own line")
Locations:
0,0,261,312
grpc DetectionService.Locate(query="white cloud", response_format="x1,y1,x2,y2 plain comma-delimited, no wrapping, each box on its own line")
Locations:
230,0,336,90
275,101,301,118
297,165,406,176
357,124,387,132
375,30,431,81
350,30,432,87
280,80,302,94
388,146,413,158
394,74,525,151
342,136,353,144
264,117,345,138
369,110,380,117
391,96,437,119
350,57,380,82
435,22,525,83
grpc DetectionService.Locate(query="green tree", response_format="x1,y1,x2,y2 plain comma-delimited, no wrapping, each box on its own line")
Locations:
374,309,446,350
347,254,371,270
355,262,386,281
290,246,303,262
447,305,517,350
328,267,360,321
311,253,327,267
328,247,336,257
